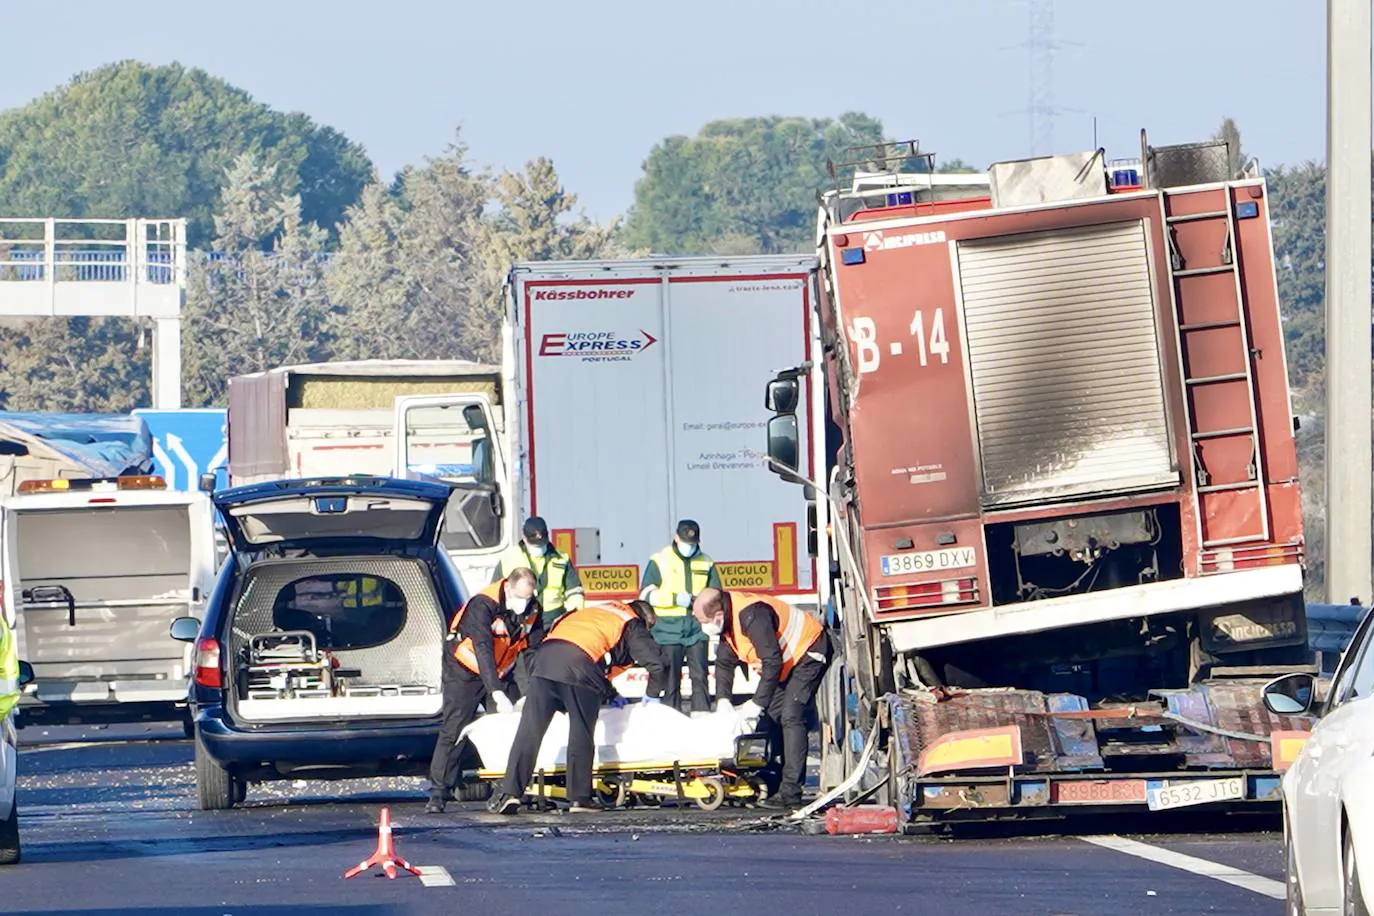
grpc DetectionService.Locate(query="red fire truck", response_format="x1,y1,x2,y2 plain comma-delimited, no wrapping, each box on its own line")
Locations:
763,132,1316,822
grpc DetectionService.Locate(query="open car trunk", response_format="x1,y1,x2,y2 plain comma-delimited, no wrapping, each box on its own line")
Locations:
226,556,445,724
14,502,206,705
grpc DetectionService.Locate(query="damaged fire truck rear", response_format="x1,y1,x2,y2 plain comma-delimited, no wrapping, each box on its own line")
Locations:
764,134,1315,821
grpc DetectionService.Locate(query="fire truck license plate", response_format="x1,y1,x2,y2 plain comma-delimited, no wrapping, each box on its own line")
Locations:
1147,778,1245,811
880,548,976,576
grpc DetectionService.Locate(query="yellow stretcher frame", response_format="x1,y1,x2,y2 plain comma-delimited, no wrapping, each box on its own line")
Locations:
475,737,772,812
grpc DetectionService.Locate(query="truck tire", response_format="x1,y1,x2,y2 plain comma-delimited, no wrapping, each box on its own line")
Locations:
194,732,238,811
0,802,20,865
181,708,195,740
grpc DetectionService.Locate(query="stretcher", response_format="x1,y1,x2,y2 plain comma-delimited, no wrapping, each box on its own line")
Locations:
458,704,775,810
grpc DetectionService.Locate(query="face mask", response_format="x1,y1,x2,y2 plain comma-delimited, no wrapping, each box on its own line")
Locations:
677,542,698,558
701,621,722,638
507,595,531,616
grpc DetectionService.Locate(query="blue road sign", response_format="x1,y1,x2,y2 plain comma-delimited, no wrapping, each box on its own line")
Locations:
132,408,228,492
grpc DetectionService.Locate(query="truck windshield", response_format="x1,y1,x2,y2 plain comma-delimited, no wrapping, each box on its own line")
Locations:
399,402,501,552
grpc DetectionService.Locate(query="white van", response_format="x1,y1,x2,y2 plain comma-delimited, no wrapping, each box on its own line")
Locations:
3,475,218,732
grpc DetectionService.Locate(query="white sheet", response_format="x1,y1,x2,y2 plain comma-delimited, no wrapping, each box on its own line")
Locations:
459,704,754,775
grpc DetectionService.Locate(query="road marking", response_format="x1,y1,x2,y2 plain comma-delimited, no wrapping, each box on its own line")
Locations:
1079,835,1284,900
417,865,455,887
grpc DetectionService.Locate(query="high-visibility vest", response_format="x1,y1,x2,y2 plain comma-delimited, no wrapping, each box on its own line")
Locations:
449,583,537,680
724,591,823,682
645,546,715,618
0,620,19,721
342,577,383,608
498,544,581,613
545,602,639,679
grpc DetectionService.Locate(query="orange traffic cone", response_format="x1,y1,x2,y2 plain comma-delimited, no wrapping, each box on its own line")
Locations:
343,806,423,880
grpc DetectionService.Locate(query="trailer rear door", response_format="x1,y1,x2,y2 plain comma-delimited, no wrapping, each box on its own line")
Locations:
511,257,816,602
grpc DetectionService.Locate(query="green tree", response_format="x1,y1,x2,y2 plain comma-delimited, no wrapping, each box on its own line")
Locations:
465,157,622,361
620,113,886,255
1212,117,1248,177
0,316,150,411
182,153,333,406
325,134,490,361
0,61,372,247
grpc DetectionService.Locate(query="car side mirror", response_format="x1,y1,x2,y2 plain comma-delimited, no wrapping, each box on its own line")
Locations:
169,617,201,643
199,473,216,493
16,660,34,687
1261,672,1316,715
489,489,505,518
765,377,800,414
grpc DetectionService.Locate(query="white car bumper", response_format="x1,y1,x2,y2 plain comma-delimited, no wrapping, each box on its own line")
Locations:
1345,755,1374,913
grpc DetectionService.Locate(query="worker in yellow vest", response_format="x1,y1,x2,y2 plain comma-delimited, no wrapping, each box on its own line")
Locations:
639,519,720,713
492,517,584,629
341,576,383,608
0,619,22,722
692,587,832,811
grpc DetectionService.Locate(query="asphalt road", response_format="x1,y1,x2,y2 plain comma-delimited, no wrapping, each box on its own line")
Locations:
4,723,1289,916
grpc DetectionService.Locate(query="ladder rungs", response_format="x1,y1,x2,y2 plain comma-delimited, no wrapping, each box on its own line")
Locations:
1202,535,1269,549
1174,265,1237,278
1179,319,1241,332
1185,372,1249,386
1198,481,1261,495
1166,210,1230,224
1192,426,1256,441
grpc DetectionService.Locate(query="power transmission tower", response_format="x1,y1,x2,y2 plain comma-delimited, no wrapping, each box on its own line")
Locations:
1004,0,1082,156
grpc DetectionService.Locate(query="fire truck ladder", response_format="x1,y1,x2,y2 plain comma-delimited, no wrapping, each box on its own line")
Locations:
1163,187,1270,550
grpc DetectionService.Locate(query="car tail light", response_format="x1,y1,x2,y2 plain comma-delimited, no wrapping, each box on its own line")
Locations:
193,637,223,689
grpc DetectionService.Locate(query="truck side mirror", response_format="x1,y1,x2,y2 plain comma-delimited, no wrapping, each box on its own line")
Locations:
766,415,800,475
16,660,34,687
489,489,505,518
198,473,216,493
766,377,800,415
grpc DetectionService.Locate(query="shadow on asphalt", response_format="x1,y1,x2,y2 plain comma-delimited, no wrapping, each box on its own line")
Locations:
21,825,435,864
926,808,1281,840
11,909,405,916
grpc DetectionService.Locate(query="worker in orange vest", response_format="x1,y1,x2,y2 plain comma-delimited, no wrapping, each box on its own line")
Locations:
488,600,670,815
426,567,543,813
691,587,832,811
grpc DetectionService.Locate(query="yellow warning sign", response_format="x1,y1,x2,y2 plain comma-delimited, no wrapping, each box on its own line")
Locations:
580,565,640,596
718,561,775,589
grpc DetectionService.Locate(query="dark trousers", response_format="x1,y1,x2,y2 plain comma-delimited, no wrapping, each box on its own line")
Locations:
761,633,833,803
499,675,602,805
428,668,517,797
663,640,710,712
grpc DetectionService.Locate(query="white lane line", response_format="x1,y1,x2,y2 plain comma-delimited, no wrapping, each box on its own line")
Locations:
1079,835,1284,900
416,865,455,888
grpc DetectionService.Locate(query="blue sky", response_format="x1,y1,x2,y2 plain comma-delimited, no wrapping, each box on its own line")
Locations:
0,0,1328,223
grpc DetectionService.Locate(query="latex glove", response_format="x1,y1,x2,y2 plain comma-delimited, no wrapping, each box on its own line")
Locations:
640,695,662,706
607,696,629,710
513,696,527,713
737,700,763,724
491,692,515,715
715,698,733,714
675,592,692,609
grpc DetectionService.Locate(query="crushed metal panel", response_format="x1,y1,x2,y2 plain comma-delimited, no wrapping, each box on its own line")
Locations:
1045,693,1105,770
956,221,1179,507
891,689,1084,775
988,151,1108,208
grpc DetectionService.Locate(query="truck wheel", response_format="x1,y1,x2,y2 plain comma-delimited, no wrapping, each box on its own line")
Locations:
181,709,195,740
0,803,20,865
457,781,493,803
194,732,238,811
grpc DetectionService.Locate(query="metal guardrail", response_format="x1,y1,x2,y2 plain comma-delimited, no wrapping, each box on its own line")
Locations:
0,217,185,286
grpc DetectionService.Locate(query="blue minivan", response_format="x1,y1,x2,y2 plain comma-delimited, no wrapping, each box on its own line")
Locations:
172,477,472,810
